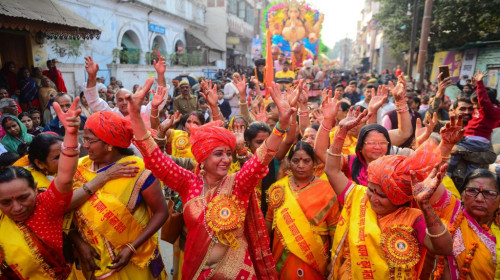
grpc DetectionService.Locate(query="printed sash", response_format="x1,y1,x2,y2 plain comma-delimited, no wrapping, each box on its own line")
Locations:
273,184,327,273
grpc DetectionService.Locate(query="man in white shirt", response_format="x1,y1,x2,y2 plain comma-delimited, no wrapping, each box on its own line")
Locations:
223,73,241,118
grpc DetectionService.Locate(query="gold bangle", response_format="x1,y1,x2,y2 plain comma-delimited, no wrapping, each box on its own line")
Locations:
133,131,152,141
327,150,342,157
150,114,159,119
239,101,248,105
441,155,451,159
426,224,448,238
125,243,137,254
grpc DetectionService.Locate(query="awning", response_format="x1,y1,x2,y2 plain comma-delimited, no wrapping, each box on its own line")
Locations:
0,0,101,39
186,28,225,52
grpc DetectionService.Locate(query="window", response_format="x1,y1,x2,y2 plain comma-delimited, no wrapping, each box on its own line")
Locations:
228,0,237,14
246,7,254,24
238,1,246,19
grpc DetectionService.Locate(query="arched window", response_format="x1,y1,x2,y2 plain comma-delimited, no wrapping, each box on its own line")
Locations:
120,30,141,64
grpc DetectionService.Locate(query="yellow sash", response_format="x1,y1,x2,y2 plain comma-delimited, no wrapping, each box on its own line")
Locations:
493,223,500,280
0,214,56,279
331,184,422,280
170,129,194,160
273,183,327,273
74,156,158,277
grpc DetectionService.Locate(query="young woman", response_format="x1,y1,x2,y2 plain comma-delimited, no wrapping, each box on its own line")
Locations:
17,67,39,112
266,141,340,279
126,79,298,279
0,97,80,279
19,112,42,136
1,115,32,153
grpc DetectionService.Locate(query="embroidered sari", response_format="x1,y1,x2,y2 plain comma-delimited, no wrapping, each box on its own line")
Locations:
266,176,340,279
433,190,497,280
70,155,165,280
331,183,427,280
169,129,195,160
137,137,278,280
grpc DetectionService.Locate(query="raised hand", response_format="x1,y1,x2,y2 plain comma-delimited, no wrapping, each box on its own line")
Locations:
268,82,299,126
200,80,218,108
389,73,407,103
151,85,169,108
321,89,341,122
84,56,99,79
312,108,324,124
158,111,182,137
415,112,438,148
233,74,247,96
250,94,263,110
368,85,389,113
338,107,370,133
153,56,166,74
126,77,155,115
251,102,268,123
411,163,447,203
233,125,246,151
436,72,452,98
53,97,81,135
440,113,464,146
473,70,487,83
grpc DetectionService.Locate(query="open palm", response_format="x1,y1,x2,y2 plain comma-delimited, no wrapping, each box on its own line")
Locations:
200,80,218,107
338,107,370,132
440,114,464,145
411,163,447,203
53,97,82,135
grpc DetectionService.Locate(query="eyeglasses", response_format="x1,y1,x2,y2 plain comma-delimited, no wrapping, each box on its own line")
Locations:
82,137,102,145
364,141,389,147
464,187,499,200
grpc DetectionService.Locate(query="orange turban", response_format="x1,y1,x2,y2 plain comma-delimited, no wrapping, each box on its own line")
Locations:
189,121,236,164
85,111,133,148
367,140,441,205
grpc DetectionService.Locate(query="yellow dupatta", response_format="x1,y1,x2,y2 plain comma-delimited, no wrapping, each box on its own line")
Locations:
73,156,158,278
12,155,53,191
329,128,357,155
0,213,57,279
331,184,424,280
269,176,328,274
169,129,194,160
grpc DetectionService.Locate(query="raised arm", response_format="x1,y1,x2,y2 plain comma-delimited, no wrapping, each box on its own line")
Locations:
234,74,252,122
153,56,167,87
200,80,223,122
53,97,81,194
84,56,112,112
415,112,437,148
387,74,413,146
473,71,499,117
412,163,453,255
325,107,370,196
297,80,310,135
366,86,387,124
150,86,168,130
314,90,341,163
426,73,450,119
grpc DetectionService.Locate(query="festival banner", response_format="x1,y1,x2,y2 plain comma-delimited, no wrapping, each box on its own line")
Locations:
251,38,263,59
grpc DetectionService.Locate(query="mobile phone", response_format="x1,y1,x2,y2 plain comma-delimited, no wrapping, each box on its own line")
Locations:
438,65,450,80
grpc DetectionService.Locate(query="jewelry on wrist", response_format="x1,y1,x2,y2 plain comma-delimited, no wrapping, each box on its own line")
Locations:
125,243,137,254
154,136,167,141
61,150,80,157
239,101,248,105
426,224,448,238
441,155,451,159
82,184,94,196
61,142,80,151
320,122,333,132
275,122,289,133
272,127,286,138
151,114,159,119
133,131,152,141
327,150,342,157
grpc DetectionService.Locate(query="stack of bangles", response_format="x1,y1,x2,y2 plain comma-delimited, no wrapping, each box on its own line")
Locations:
320,122,333,132
126,243,137,254
395,100,409,113
272,122,289,137
60,142,80,157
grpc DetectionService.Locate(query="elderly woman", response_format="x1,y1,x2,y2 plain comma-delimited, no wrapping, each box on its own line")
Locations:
71,110,168,279
0,98,80,279
325,107,457,279
126,78,298,279
266,141,340,279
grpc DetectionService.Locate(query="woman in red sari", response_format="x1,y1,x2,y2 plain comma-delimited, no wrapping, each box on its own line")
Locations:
126,80,298,279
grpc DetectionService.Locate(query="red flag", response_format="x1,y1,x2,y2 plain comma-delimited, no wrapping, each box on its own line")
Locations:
264,30,274,98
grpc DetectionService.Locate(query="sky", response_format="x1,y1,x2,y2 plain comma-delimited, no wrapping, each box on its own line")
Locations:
304,0,365,48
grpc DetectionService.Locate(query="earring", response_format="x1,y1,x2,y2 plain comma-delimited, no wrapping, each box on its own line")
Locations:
199,164,206,176
108,146,113,152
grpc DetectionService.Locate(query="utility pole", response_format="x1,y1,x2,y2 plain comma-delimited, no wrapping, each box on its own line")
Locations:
416,0,433,89
407,0,419,79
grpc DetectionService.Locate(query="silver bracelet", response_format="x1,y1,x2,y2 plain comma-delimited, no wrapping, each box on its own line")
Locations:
61,142,81,151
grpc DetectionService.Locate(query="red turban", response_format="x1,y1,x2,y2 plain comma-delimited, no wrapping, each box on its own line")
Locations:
189,120,236,164
85,111,133,148
367,140,441,205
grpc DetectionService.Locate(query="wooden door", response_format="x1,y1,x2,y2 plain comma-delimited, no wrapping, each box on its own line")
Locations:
0,31,30,70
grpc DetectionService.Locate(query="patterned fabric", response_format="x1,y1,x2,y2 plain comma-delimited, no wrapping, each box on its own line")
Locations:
189,120,236,164
367,140,441,205
85,111,133,148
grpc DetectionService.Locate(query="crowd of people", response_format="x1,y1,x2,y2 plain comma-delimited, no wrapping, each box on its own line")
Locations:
0,51,499,280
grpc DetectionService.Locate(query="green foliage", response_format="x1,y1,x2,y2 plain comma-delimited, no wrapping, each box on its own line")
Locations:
375,0,500,57
51,39,81,58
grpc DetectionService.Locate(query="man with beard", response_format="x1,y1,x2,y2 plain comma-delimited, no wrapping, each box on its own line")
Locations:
173,80,200,115
297,59,323,90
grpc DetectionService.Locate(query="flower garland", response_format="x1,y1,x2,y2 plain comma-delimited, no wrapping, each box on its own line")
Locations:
433,211,487,280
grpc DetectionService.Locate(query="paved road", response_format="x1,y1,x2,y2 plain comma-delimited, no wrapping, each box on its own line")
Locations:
159,238,174,276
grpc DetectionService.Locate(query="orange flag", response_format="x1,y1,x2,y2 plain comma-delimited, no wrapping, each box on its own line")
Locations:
264,30,274,98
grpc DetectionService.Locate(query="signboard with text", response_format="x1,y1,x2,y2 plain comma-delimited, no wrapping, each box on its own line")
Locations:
459,48,478,79
149,23,165,34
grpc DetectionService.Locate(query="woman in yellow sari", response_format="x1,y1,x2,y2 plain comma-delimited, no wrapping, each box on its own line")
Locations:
266,141,340,279
430,167,500,280
71,110,168,279
325,107,457,280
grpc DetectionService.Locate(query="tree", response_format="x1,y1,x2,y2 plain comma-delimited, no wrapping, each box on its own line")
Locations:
375,0,500,56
